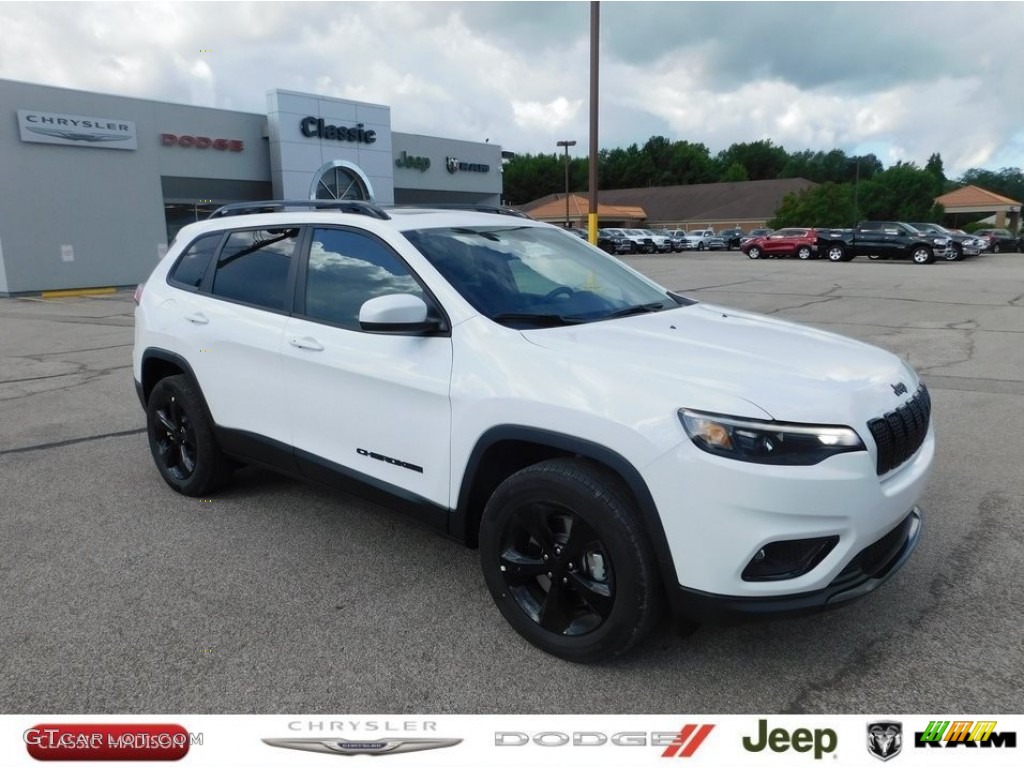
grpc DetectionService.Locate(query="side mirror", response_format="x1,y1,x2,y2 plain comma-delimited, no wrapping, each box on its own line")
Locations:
358,294,442,334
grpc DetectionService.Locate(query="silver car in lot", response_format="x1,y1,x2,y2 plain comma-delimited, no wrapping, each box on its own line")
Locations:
909,223,984,260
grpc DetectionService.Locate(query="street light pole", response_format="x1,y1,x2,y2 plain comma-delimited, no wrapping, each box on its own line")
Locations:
557,139,576,227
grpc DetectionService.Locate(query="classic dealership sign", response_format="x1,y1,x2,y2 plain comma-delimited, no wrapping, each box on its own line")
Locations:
300,116,376,144
18,109,137,150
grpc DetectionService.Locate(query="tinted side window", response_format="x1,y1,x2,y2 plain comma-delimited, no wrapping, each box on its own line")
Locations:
304,228,425,331
169,233,222,289
211,228,299,311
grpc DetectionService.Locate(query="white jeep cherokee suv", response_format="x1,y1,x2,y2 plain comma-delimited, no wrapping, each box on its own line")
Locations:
133,200,933,663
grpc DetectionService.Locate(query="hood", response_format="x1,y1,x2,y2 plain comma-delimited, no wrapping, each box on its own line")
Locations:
521,302,917,426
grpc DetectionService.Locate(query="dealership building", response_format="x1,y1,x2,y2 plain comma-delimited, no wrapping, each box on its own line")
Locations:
0,79,505,295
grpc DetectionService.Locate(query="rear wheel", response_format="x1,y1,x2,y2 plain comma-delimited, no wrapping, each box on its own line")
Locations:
747,246,762,260
992,243,1002,254
826,244,847,262
146,375,230,496
479,458,661,663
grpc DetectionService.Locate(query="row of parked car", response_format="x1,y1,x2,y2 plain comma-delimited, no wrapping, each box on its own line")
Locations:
738,223,1021,264
572,223,1021,262
570,227,736,254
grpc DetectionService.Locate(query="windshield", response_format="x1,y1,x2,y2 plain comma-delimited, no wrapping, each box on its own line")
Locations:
403,225,680,327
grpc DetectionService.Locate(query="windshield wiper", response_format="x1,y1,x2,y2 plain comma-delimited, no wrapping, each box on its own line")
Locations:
489,312,588,327
594,302,669,320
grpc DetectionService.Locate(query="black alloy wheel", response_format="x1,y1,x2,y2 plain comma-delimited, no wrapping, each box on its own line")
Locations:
146,374,229,496
479,459,660,662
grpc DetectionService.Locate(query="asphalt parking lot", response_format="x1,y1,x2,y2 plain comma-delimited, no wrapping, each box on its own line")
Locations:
1,251,1022,714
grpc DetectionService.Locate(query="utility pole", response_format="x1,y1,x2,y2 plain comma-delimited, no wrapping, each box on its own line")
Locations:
557,139,576,227
588,1,600,244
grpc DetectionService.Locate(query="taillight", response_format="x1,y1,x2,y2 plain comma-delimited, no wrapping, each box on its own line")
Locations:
133,283,144,305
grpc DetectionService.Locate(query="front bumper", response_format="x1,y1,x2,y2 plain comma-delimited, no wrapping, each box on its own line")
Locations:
667,507,921,623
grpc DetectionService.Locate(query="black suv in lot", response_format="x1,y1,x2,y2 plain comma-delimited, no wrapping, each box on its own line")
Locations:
719,228,743,250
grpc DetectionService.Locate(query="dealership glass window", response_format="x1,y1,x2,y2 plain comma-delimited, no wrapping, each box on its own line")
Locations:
169,233,222,289
314,166,370,201
304,228,425,330
211,228,299,311
164,203,221,242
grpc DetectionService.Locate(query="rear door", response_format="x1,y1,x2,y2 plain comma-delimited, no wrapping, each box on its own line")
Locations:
176,226,298,446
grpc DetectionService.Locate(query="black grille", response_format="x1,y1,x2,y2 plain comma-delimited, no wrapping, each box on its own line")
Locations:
867,384,931,475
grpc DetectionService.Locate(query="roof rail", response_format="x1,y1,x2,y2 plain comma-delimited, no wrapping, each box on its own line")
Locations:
208,199,391,220
391,203,532,219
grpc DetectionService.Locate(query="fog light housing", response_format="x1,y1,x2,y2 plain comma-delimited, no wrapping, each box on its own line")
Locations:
741,536,839,581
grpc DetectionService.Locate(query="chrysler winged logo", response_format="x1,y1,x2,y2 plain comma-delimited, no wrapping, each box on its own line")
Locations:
867,721,902,761
446,156,460,174
27,126,131,143
891,381,908,397
262,737,462,756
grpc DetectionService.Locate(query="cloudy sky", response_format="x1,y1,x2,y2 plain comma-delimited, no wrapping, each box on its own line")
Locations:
1,1,1022,177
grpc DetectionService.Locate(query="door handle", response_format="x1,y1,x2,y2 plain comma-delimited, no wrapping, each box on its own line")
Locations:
185,312,209,325
289,337,325,351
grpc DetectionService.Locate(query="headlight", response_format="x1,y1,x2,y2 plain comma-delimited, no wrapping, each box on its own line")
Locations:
678,409,865,465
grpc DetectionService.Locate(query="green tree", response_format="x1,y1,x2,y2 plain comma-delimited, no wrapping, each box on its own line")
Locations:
958,167,1024,202
668,140,715,184
857,162,945,221
721,162,749,182
715,139,789,181
768,183,856,228
925,152,946,185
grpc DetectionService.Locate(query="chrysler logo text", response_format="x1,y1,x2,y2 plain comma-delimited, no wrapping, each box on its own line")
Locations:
263,737,462,756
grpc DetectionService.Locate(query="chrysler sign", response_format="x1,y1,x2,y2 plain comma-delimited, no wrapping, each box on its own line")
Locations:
18,109,137,150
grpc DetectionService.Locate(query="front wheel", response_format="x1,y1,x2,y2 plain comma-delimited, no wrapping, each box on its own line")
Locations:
911,246,934,264
478,459,661,663
697,242,705,251
945,246,962,261
992,243,1002,254
747,246,762,259
796,246,813,260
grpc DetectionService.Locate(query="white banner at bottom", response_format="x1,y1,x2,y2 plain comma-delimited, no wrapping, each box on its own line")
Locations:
2,713,1020,767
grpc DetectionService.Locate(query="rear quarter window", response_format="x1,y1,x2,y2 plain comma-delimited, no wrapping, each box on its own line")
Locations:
168,233,223,289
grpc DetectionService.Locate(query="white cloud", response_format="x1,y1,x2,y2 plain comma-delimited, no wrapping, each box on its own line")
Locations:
1,1,1022,177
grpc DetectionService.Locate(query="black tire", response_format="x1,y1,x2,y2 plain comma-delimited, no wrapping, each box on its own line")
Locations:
911,245,934,264
992,243,1001,254
146,374,230,496
945,245,962,261
747,246,761,260
868,253,882,260
479,458,661,663
796,245,813,260
629,242,638,254
826,244,847,262
697,242,705,251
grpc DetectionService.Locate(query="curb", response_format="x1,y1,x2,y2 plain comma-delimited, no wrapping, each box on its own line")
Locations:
39,287,118,299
